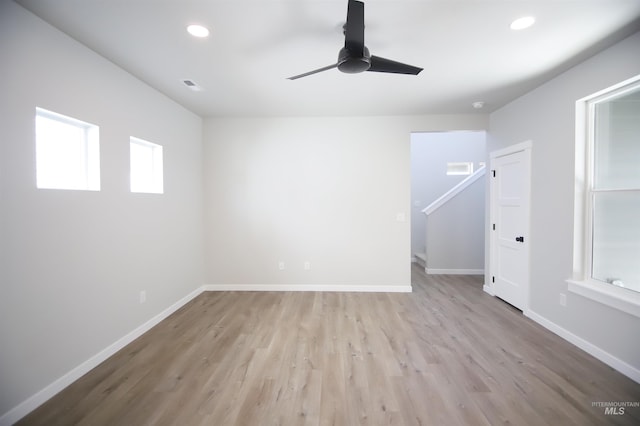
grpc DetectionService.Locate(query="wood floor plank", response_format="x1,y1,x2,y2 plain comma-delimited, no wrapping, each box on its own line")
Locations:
17,265,640,425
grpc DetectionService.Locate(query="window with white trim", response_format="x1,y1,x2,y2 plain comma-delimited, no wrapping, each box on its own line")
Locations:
130,137,163,194
570,75,640,317
35,108,100,190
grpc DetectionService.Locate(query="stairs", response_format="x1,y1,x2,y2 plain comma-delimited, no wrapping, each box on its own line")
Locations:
413,252,427,268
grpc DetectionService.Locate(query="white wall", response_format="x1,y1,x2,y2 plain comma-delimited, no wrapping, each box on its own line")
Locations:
0,1,204,418
488,31,640,374
203,115,488,289
410,131,485,256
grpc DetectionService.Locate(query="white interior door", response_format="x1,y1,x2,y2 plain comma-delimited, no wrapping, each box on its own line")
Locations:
490,142,531,311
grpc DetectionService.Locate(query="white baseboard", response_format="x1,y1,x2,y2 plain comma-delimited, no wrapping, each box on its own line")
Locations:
524,309,640,384
0,286,205,426
426,268,484,275
204,284,412,293
483,284,495,296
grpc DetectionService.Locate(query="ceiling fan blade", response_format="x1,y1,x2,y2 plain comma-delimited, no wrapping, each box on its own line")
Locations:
368,55,423,75
344,0,365,56
287,63,338,80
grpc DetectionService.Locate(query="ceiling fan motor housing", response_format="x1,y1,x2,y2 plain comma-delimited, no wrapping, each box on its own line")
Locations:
287,0,422,80
337,46,371,73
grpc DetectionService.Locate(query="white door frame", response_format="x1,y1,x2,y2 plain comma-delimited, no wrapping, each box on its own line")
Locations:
486,140,532,311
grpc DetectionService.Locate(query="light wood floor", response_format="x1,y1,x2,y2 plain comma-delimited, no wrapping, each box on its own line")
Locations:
19,265,640,425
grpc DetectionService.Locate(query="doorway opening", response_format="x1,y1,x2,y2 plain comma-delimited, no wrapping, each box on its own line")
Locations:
410,131,486,274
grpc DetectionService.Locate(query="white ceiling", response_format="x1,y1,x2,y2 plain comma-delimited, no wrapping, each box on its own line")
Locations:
16,0,640,117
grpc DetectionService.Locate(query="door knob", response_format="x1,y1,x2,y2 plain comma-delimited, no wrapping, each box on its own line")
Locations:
515,236,524,242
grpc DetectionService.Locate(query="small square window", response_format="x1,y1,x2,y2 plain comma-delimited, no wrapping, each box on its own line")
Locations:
35,108,100,190
446,162,474,176
130,137,163,194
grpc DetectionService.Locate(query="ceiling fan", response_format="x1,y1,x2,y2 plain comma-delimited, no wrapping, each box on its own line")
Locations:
287,0,423,80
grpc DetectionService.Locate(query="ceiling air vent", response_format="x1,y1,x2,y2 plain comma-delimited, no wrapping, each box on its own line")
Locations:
182,79,203,91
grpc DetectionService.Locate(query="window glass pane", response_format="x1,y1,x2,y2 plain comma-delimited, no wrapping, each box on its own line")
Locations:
130,137,163,194
593,87,640,189
446,162,473,176
592,191,640,293
35,108,100,190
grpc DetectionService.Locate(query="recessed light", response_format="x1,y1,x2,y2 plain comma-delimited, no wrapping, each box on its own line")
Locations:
510,16,535,30
472,101,485,109
187,24,209,38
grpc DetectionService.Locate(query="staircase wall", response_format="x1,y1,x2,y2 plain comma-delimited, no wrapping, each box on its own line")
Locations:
425,175,485,274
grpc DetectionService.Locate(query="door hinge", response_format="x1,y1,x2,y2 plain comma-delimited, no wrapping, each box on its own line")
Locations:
492,276,495,283
492,223,495,230
492,170,496,177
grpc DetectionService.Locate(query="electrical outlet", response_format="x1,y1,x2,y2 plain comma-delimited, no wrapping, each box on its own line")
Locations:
559,293,566,307
278,261,285,270
304,261,311,270
139,290,146,304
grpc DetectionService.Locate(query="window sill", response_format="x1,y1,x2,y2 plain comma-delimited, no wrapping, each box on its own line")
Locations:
567,278,640,319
